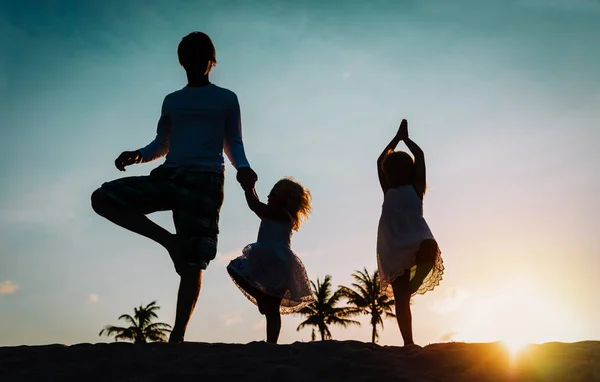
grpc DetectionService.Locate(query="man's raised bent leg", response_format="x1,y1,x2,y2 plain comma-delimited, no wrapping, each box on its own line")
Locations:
90,175,182,272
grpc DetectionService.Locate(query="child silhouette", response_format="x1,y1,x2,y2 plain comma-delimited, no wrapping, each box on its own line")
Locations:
227,177,315,344
376,119,444,346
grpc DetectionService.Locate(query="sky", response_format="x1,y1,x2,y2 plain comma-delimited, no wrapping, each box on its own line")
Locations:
1,0,599,347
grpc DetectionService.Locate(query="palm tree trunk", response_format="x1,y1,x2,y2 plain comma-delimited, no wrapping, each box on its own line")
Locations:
371,323,376,343
135,329,146,344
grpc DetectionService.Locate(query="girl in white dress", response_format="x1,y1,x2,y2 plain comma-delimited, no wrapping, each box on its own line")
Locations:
377,119,444,346
227,177,314,344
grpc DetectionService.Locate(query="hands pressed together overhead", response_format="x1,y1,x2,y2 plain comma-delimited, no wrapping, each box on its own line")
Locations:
396,119,409,141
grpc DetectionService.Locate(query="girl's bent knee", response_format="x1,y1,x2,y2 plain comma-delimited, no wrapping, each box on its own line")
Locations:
417,240,438,262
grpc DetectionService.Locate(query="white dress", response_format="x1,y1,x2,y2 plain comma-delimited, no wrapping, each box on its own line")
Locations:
227,218,315,314
377,185,444,297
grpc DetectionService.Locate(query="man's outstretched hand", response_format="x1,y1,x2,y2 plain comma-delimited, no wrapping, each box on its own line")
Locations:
115,150,142,171
237,167,258,190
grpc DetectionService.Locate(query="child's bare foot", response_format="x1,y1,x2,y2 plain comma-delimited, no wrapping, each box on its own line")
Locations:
402,343,423,354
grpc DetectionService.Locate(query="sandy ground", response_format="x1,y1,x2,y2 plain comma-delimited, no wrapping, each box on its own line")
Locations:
0,340,598,381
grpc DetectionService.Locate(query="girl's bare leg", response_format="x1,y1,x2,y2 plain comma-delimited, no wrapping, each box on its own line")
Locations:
392,273,414,346
262,295,282,344
227,267,282,343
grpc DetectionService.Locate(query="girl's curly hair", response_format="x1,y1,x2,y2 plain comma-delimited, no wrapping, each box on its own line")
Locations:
269,177,312,231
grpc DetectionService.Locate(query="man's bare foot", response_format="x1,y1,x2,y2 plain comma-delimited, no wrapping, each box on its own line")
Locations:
168,332,184,343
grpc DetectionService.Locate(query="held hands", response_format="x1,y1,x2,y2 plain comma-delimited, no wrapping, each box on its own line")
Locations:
396,119,409,141
237,167,258,191
115,150,142,171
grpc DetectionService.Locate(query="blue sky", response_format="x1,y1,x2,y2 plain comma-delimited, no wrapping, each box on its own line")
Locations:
1,0,599,346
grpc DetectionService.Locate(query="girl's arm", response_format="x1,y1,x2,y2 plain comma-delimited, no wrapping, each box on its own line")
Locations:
244,188,289,222
400,122,426,199
377,121,404,194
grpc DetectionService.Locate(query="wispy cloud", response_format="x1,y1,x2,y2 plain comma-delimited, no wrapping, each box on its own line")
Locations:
438,331,459,342
88,294,99,303
222,314,242,327
0,280,19,294
430,287,470,314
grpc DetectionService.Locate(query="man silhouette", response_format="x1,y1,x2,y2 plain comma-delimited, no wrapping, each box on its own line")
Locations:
91,32,257,342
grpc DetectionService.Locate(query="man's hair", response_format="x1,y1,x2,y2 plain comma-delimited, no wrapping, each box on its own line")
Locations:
177,32,217,73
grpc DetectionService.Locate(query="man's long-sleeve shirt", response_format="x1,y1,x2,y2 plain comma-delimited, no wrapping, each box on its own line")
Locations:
138,84,250,172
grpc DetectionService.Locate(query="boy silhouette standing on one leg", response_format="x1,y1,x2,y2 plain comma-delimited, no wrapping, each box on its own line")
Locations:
91,32,257,343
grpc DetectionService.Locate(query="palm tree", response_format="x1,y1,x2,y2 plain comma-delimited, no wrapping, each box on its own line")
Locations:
296,275,360,341
338,268,396,343
99,301,172,343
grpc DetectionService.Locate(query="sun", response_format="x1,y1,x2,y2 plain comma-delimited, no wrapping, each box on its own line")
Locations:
448,278,584,356
501,337,529,357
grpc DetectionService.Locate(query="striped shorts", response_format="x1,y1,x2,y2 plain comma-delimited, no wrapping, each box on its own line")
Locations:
99,165,224,269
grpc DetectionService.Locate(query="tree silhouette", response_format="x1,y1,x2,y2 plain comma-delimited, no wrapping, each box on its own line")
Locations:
296,275,359,340
99,301,171,343
338,268,396,343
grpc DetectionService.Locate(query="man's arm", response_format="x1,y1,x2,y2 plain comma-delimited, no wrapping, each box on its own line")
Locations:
224,93,250,169
137,97,172,163
225,93,257,189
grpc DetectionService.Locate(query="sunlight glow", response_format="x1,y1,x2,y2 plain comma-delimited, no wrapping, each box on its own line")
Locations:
451,278,582,346
502,337,529,357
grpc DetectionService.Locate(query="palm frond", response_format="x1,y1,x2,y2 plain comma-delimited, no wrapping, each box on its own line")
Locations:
144,322,172,331
117,314,138,327
99,325,129,337
327,316,361,328
114,330,136,342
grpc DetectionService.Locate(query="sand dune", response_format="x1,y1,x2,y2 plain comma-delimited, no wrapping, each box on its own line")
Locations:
1,340,598,381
